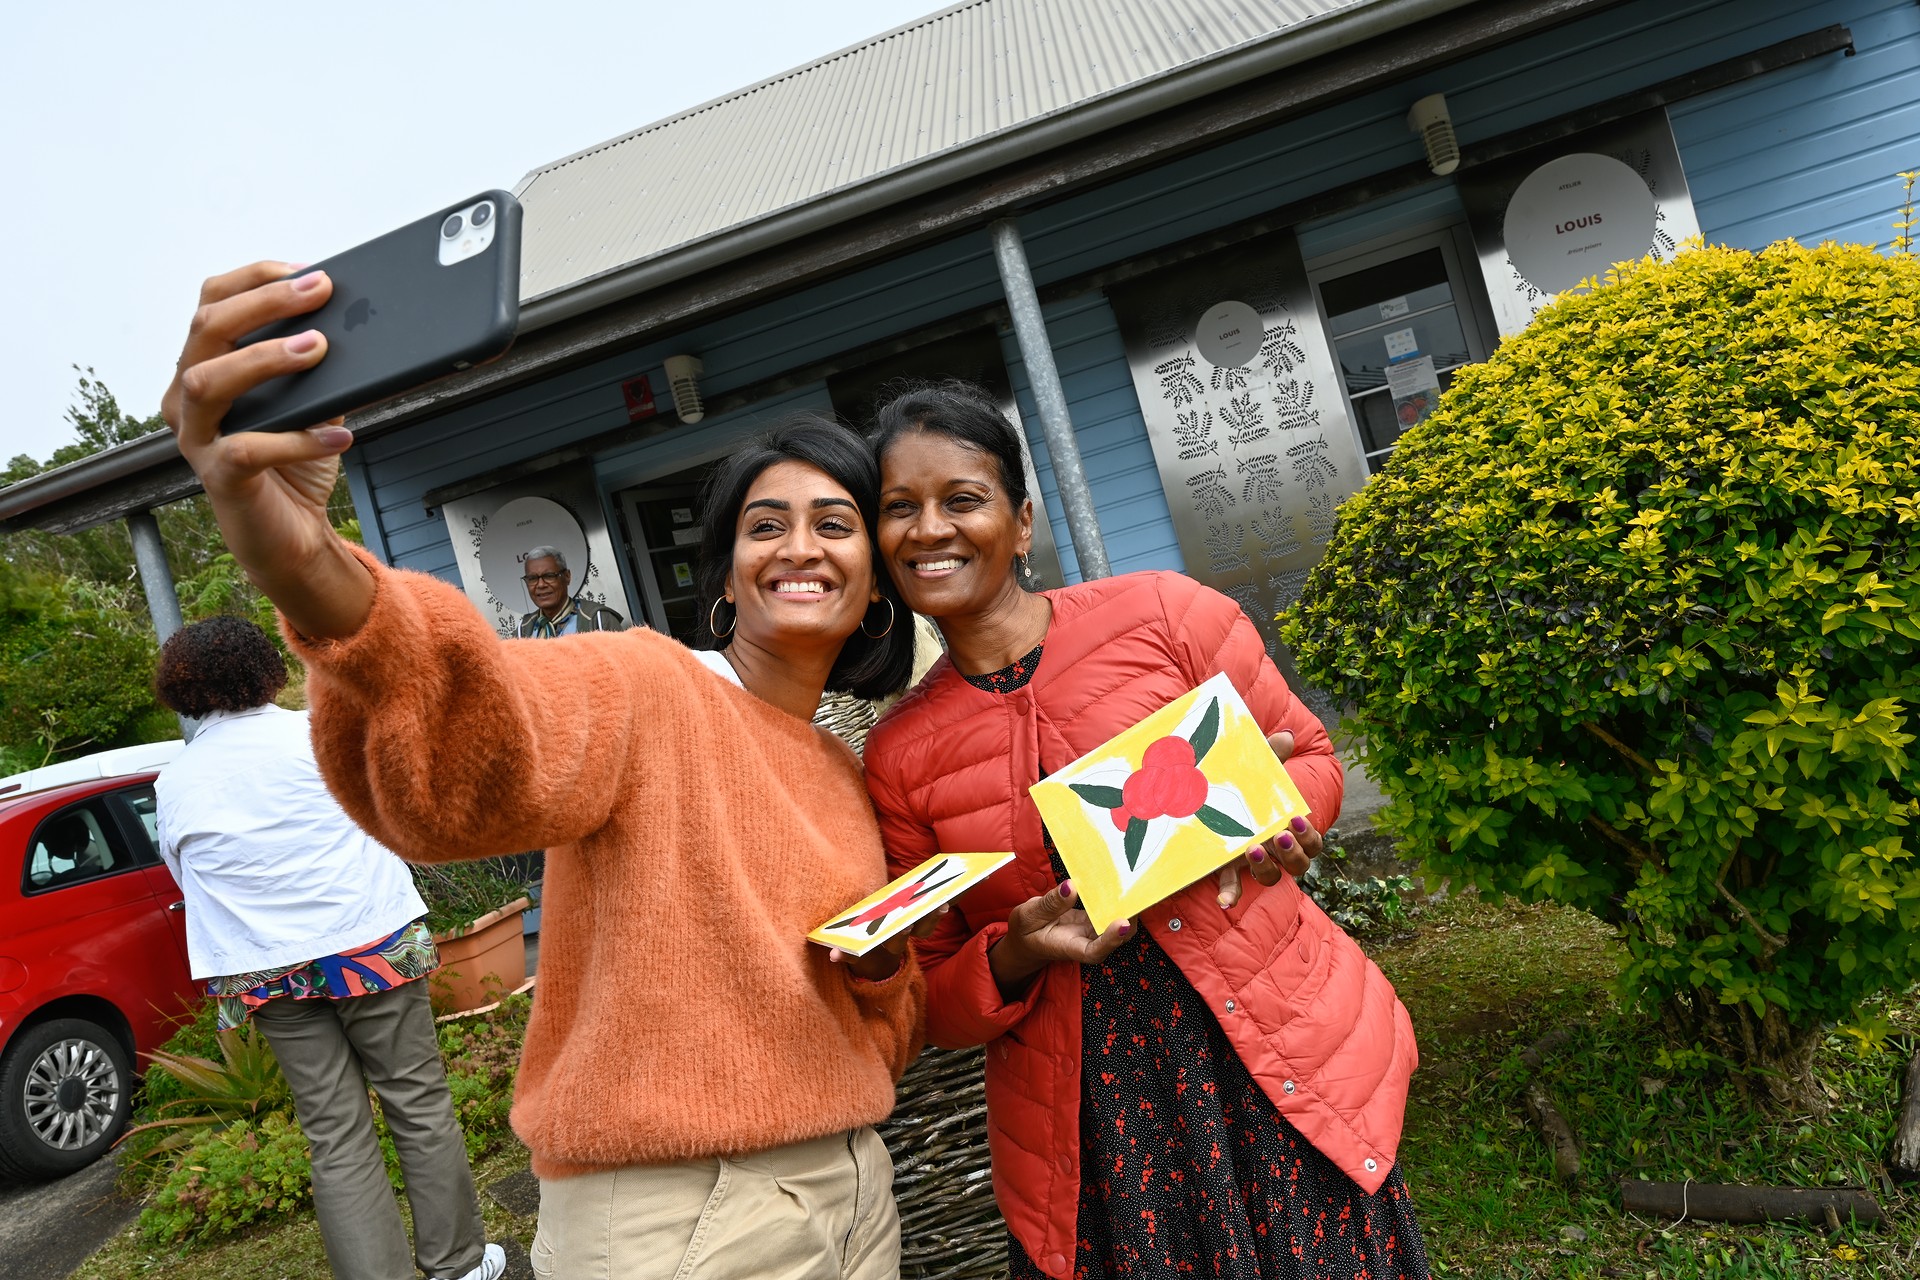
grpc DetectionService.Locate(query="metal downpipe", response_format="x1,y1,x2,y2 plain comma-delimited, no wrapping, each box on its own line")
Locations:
127,510,193,739
990,219,1112,582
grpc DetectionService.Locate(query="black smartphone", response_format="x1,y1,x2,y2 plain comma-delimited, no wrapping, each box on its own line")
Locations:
222,190,522,434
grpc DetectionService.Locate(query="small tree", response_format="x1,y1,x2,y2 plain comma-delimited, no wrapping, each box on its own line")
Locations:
1287,241,1919,1106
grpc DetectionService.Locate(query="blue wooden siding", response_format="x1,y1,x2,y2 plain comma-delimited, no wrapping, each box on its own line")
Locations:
1669,0,1920,249
1002,294,1186,582
353,0,1915,585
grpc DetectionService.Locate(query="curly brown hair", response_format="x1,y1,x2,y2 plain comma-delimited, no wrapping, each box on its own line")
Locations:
153,616,288,718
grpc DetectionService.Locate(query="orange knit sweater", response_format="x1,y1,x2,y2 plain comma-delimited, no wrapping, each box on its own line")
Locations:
286,547,925,1178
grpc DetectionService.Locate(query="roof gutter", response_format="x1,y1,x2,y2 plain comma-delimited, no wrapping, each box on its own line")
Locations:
0,429,180,526
515,0,1482,333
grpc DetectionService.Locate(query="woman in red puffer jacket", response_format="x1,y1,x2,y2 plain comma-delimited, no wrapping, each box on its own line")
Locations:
863,382,1428,1280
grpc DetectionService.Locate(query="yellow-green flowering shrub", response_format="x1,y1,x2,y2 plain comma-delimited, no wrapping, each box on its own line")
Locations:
1286,241,1918,1103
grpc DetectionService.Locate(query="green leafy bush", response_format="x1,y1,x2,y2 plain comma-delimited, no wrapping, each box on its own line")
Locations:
1301,841,1417,939
1286,241,1919,1103
0,563,163,763
438,991,531,1161
137,1114,314,1244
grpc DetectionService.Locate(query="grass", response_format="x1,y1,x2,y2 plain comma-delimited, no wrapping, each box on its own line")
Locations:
67,898,1918,1279
1374,895,1919,1278
71,1142,538,1280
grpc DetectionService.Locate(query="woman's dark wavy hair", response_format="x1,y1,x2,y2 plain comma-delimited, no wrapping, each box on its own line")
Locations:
693,415,914,701
153,616,289,719
867,379,1030,508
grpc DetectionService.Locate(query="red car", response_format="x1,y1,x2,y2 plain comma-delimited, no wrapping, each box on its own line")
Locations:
0,771,197,1179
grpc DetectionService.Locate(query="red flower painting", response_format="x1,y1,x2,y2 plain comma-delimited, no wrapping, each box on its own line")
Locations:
823,856,966,936
1067,697,1252,871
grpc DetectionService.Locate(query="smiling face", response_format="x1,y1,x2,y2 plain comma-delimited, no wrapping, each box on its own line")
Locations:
877,429,1034,620
522,555,571,615
724,460,880,656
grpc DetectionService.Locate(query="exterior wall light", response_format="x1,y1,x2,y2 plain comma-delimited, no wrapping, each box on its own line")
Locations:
663,354,706,424
1408,93,1460,176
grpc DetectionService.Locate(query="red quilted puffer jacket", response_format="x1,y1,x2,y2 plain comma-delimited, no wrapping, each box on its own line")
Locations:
865,571,1418,1279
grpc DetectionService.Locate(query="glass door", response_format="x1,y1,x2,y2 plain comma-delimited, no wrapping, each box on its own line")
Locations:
615,462,717,642
1307,226,1496,474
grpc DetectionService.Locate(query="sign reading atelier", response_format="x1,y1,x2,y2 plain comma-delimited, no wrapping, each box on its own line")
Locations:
1107,232,1366,727
1460,107,1701,336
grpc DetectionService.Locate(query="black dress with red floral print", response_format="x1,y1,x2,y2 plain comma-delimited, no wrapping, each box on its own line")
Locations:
963,647,1429,1280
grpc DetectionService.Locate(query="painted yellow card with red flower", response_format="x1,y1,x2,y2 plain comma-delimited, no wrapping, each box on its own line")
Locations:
1030,673,1309,931
808,851,1015,955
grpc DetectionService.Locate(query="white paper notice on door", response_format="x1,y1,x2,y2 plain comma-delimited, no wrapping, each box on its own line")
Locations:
1387,355,1442,431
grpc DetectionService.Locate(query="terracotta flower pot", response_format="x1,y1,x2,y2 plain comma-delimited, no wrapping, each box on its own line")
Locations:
430,896,530,1015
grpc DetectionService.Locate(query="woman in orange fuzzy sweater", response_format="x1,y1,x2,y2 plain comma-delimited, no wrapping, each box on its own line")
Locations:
161,262,926,1279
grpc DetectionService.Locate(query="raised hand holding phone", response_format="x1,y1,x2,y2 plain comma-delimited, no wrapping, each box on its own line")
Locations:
165,262,374,640
163,193,521,641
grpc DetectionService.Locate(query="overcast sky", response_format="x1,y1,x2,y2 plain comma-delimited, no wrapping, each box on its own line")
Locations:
0,0,942,466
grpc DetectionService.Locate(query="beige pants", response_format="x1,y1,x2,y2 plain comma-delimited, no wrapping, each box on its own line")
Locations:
530,1127,900,1280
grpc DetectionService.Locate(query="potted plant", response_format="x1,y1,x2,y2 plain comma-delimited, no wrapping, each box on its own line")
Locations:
412,859,534,1015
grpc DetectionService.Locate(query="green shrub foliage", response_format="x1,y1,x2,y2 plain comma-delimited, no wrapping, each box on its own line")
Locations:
1287,241,1918,1098
138,1114,314,1244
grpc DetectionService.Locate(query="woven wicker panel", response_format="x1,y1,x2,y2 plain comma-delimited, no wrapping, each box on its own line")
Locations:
879,1045,1009,1280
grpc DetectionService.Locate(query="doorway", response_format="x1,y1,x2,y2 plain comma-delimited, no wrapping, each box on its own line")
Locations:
1307,225,1497,474
615,462,716,642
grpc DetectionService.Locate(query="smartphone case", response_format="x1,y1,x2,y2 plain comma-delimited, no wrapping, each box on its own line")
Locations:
223,190,522,434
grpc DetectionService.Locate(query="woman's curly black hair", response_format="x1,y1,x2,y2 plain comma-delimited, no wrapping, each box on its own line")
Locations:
153,616,289,718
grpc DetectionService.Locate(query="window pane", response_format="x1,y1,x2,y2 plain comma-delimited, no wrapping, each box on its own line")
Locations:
25,806,122,891
1321,248,1450,337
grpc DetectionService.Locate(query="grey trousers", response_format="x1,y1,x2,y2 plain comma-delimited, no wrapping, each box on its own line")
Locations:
252,979,485,1280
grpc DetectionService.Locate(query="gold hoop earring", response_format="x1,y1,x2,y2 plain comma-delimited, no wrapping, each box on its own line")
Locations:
708,597,736,638
861,597,896,639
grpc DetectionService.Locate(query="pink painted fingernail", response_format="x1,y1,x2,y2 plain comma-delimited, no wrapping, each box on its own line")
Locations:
1292,817,1308,832
286,329,321,354
1278,833,1295,849
313,425,353,449
1059,881,1073,898
292,270,327,292
1250,847,1266,863
1117,922,1131,935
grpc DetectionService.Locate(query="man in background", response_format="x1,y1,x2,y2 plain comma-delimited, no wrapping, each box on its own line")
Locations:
513,546,626,638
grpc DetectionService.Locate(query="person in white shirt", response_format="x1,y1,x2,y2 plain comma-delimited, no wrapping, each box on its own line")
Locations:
154,616,505,1280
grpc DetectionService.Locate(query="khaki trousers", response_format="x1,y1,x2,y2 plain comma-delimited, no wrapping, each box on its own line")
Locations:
251,979,485,1280
530,1127,900,1280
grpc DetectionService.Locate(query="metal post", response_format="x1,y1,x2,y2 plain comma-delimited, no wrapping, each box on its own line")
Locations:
990,218,1112,580
127,509,193,739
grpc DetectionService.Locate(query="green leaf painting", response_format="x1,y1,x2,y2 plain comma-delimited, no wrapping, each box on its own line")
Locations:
1194,804,1253,839
1188,698,1221,763
1069,783,1127,808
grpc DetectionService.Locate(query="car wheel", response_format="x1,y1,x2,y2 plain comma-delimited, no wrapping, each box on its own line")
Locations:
0,1017,133,1180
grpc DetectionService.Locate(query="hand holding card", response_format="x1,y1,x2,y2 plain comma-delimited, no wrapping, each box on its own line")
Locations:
1029,673,1310,932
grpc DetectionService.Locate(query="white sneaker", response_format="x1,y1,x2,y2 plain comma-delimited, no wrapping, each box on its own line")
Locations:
436,1242,506,1280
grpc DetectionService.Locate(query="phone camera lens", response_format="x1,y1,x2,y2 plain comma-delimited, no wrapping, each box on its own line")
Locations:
441,213,464,240
471,203,493,229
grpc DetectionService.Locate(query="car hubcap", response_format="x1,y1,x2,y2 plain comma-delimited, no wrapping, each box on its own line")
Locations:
23,1038,120,1150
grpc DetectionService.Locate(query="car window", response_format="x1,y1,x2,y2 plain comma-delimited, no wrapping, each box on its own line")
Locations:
110,784,162,864
22,804,128,893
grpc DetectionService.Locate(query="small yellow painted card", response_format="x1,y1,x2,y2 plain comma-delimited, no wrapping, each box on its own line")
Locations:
809,852,1015,956
1029,672,1309,932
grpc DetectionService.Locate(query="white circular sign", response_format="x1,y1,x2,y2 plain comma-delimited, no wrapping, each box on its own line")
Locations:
1194,300,1264,368
1504,153,1657,296
478,496,590,608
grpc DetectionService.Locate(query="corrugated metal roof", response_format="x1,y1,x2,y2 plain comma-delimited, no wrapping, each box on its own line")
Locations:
516,0,1373,303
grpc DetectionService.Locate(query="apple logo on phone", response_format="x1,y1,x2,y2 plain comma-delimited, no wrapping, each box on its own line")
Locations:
344,297,377,331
